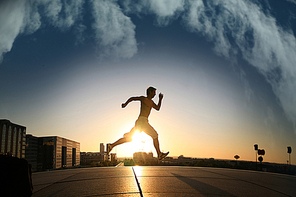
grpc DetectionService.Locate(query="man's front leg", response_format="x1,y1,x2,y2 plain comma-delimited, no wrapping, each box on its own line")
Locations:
153,138,161,156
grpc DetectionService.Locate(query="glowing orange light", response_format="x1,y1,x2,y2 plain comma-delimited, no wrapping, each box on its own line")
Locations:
131,131,152,152
133,166,144,177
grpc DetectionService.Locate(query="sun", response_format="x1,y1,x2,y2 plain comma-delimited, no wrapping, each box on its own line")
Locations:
132,130,147,143
114,124,155,157
131,131,152,152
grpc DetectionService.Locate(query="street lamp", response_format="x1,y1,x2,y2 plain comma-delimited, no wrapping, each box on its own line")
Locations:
258,149,265,171
287,146,292,172
254,144,258,170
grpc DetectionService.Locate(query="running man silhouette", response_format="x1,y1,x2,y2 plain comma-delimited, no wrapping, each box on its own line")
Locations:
107,87,169,160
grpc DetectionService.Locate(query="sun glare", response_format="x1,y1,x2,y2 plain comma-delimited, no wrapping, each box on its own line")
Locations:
115,123,155,157
132,166,144,177
131,131,152,152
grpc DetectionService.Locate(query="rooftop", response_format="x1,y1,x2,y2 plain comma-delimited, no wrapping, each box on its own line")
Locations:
31,166,296,196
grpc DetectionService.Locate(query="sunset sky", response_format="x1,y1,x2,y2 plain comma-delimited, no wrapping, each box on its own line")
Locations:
1,0,296,164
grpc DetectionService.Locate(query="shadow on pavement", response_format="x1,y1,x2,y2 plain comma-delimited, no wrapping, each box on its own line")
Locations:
172,173,236,196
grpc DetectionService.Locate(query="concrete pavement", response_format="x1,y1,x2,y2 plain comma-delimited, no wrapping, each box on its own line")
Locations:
32,166,296,196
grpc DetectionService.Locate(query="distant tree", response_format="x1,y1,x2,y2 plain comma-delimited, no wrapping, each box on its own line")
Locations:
234,155,240,166
124,159,135,166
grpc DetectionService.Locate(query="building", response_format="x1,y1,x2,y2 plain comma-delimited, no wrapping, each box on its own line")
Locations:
80,151,115,164
0,119,26,158
100,143,104,154
133,152,154,163
25,134,38,171
26,135,80,171
100,143,105,161
80,152,103,164
80,143,117,165
110,153,117,162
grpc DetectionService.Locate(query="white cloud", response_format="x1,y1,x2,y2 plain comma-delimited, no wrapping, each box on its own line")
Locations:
182,0,296,131
41,0,84,30
148,0,185,25
122,0,296,131
1,0,296,131
0,0,85,63
74,23,87,45
0,0,40,62
0,0,137,61
122,0,185,25
90,0,137,58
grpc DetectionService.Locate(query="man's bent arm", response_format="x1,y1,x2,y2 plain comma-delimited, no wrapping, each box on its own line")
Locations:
122,96,142,108
154,93,163,111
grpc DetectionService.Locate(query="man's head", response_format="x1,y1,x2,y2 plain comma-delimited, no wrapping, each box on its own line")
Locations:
147,86,156,97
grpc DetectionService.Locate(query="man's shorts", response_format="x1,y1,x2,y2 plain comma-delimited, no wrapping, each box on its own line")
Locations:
124,116,158,139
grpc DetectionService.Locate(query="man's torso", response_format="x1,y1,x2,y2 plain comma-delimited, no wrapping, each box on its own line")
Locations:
139,96,154,118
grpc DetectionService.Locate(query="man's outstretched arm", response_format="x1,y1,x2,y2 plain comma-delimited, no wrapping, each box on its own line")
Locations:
122,96,142,108
153,93,163,111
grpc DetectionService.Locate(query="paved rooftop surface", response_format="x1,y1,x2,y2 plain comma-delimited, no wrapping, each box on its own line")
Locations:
32,166,296,196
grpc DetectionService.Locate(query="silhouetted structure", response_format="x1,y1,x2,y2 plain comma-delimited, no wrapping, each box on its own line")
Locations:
100,143,105,160
80,151,117,166
26,135,80,171
25,135,38,171
0,119,26,158
0,154,33,196
133,151,154,163
80,152,105,164
110,153,117,162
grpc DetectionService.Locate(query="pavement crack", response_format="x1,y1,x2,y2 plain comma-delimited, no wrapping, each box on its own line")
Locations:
132,167,144,197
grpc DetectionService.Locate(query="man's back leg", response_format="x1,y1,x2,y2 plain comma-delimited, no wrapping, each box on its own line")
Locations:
107,127,136,154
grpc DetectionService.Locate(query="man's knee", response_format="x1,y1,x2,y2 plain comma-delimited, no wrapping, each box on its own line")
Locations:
152,135,158,140
123,134,133,142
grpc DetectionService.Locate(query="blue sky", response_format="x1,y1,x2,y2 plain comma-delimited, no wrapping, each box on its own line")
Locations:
1,0,296,164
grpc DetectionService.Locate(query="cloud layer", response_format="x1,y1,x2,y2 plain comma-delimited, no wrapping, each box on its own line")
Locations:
0,0,40,62
182,0,296,130
1,0,296,131
123,0,296,131
0,0,137,61
91,0,137,58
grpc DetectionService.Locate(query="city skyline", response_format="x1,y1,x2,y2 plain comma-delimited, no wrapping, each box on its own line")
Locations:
1,0,296,164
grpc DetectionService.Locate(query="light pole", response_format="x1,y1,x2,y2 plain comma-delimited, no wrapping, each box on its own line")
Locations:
258,149,265,171
254,144,258,170
287,146,292,172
